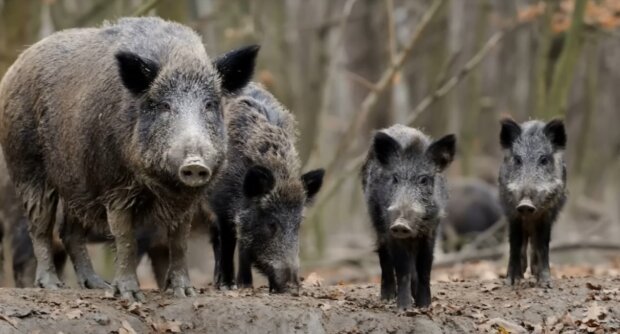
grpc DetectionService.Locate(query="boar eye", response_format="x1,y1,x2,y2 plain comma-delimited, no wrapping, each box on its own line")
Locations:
513,155,522,166
417,175,432,186
539,155,551,166
160,101,171,111
392,174,399,184
205,101,220,111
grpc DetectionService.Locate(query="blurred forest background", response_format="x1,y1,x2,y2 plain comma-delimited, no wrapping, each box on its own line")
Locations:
1,0,619,286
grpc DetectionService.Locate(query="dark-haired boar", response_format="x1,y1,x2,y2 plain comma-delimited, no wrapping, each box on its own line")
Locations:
440,179,503,252
208,83,324,293
0,17,258,300
499,118,567,288
361,125,456,309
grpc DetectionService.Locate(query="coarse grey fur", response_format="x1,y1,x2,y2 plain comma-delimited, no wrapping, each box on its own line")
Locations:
498,118,567,287
361,124,456,309
0,17,258,300
209,83,324,293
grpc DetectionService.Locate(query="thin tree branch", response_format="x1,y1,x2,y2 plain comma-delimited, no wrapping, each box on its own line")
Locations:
405,26,509,126
307,24,513,221
302,0,360,169
434,241,620,268
323,0,446,173
343,69,378,92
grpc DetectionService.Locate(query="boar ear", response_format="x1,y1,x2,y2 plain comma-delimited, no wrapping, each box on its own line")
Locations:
500,118,521,149
543,119,566,150
373,132,401,166
426,134,456,171
243,165,275,199
115,51,159,95
301,169,325,203
214,45,260,94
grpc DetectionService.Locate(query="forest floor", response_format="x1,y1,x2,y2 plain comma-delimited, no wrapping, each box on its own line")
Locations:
0,275,618,334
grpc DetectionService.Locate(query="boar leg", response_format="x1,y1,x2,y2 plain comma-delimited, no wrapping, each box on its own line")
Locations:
414,239,434,308
533,221,552,288
22,184,64,289
506,218,524,286
210,223,222,286
218,217,237,289
237,247,253,288
392,246,413,310
529,241,540,278
520,231,529,276
106,208,143,301
60,214,110,289
147,245,169,290
166,220,196,297
377,243,396,300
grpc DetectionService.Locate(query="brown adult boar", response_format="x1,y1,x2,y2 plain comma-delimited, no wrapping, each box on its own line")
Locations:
0,17,258,300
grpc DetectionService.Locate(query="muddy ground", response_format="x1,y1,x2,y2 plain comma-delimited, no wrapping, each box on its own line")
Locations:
0,276,618,334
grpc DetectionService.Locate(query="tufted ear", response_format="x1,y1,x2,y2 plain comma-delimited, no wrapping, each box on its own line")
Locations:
543,119,566,150
243,165,275,199
115,51,159,95
499,118,522,149
214,45,260,94
373,132,401,166
301,169,324,203
426,134,456,171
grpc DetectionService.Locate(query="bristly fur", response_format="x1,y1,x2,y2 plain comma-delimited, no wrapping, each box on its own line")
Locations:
0,16,258,293
361,124,455,309
208,83,322,292
498,118,567,288
226,83,304,205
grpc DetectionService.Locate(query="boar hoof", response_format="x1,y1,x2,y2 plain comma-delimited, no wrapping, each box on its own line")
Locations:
396,296,413,310
79,274,112,290
380,287,396,301
536,275,552,289
172,286,197,298
166,271,196,298
217,284,238,291
35,272,65,289
505,275,522,287
112,276,144,302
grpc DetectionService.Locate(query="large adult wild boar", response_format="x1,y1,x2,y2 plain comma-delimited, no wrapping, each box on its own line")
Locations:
0,17,258,300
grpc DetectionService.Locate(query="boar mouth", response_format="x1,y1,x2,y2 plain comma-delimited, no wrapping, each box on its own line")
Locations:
255,260,299,294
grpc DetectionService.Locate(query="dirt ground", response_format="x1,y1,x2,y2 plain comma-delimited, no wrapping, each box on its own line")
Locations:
0,275,618,334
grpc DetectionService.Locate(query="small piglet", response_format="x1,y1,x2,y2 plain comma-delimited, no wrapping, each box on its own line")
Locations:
361,124,456,309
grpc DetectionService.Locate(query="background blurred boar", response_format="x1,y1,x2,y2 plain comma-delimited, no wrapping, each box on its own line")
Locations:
208,83,324,293
499,118,567,287
361,125,456,309
440,178,503,252
0,17,258,300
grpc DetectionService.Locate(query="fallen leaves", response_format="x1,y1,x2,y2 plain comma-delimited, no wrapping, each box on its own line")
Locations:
119,320,137,334
302,272,324,289
65,309,82,320
577,302,608,332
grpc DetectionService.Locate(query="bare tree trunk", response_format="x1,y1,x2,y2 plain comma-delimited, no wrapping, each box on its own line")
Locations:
460,0,489,176
546,0,588,118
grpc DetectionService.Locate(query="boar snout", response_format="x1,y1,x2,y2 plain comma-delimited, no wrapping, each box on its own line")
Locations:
516,197,536,215
268,262,299,294
390,218,414,239
178,157,211,187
